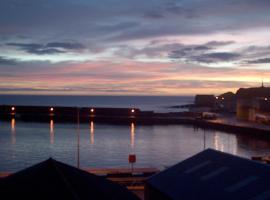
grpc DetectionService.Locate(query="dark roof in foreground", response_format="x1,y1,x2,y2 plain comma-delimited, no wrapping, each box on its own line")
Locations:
0,158,139,200
146,149,270,200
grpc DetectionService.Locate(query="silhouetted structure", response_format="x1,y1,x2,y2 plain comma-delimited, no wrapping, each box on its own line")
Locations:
236,85,270,123
216,92,236,112
195,95,216,107
145,149,270,200
191,95,216,113
0,158,139,200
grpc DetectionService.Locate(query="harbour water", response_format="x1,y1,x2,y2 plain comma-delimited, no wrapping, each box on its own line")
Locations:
1,95,270,172
1,119,270,172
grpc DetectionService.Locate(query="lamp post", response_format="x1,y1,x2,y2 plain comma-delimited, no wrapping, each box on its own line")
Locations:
203,129,206,150
77,107,80,169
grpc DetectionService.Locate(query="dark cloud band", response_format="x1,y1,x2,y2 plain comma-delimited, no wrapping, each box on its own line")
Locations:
6,41,85,55
0,56,17,65
246,58,270,64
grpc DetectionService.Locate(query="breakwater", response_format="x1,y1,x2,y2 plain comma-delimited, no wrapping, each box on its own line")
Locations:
1,105,270,137
0,105,193,124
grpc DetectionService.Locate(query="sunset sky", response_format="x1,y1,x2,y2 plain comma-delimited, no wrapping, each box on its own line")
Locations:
1,0,270,95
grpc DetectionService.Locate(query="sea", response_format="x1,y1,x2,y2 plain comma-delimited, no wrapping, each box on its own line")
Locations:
1,95,270,172
0,95,194,112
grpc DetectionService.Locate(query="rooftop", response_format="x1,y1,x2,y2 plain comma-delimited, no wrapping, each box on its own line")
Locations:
147,149,270,200
236,86,270,99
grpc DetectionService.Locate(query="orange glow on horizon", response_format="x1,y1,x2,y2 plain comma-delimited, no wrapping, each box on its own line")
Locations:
0,60,269,96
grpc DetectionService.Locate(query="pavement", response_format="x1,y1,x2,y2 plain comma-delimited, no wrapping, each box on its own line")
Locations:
209,114,270,131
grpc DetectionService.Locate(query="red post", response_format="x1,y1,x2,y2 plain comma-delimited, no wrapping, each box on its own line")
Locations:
129,154,136,173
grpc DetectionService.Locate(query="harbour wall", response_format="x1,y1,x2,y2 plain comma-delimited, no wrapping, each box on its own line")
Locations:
1,105,270,138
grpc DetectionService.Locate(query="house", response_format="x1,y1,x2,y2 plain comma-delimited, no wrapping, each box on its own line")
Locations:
145,149,270,200
216,92,236,112
236,84,270,123
191,95,216,113
0,158,139,200
195,95,216,108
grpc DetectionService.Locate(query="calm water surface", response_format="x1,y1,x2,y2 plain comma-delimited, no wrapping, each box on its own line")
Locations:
1,119,270,172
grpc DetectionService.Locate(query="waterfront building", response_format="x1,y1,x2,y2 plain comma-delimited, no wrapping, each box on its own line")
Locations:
216,92,236,113
195,95,216,108
145,149,270,200
236,85,270,124
191,95,216,113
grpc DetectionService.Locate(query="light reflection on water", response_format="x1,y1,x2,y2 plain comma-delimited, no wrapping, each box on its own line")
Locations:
1,119,270,172
130,122,135,150
11,118,16,145
90,121,94,145
49,119,54,145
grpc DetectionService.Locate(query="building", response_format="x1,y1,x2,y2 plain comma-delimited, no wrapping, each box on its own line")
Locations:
145,149,270,200
236,84,270,123
216,92,236,113
0,158,139,200
191,95,216,113
195,95,216,108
